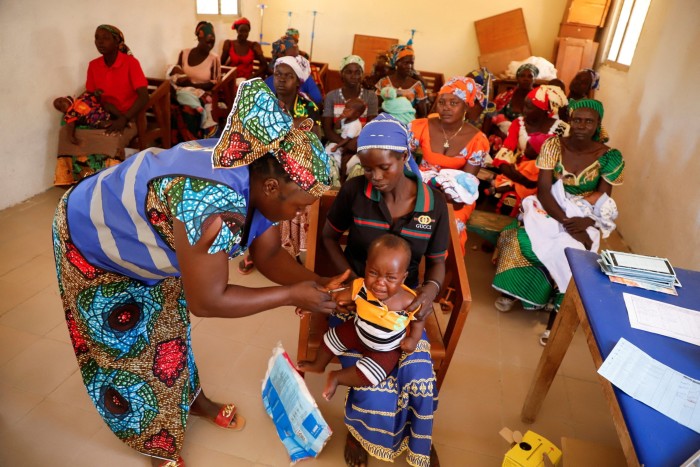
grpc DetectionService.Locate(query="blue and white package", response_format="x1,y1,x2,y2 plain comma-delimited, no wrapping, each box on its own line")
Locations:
261,343,332,463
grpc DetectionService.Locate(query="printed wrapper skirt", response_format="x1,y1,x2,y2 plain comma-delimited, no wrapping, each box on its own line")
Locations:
330,314,438,467
52,191,200,461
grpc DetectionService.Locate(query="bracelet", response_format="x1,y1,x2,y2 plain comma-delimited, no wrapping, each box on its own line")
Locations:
422,279,441,295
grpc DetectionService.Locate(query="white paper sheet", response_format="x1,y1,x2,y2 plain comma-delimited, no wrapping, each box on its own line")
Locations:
598,338,700,434
623,293,700,346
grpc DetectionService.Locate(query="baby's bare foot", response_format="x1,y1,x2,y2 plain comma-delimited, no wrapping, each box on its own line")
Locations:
297,360,325,373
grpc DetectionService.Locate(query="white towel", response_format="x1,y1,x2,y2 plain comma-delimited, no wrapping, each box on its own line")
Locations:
420,168,479,205
522,180,600,292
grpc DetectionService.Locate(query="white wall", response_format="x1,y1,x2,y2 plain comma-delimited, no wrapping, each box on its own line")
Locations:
0,0,564,210
595,0,700,269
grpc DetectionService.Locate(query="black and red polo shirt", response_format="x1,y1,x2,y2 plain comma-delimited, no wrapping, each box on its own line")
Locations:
326,171,449,288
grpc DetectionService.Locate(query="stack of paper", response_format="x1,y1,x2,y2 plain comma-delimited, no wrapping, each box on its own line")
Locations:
598,250,681,295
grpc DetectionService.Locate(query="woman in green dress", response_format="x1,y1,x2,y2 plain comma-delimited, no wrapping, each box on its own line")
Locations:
492,99,624,344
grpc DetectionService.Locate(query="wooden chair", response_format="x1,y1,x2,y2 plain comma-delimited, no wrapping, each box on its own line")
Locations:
210,66,238,124
134,78,172,150
310,61,329,98
297,191,472,390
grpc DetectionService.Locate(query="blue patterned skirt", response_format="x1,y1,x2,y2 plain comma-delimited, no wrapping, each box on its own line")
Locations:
330,314,438,467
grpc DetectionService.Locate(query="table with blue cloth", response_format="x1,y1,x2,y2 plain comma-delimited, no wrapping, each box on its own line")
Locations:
521,248,700,467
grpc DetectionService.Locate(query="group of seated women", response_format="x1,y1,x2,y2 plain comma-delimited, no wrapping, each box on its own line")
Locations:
52,19,624,467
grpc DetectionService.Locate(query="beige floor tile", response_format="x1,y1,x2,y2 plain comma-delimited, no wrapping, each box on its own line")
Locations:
0,252,57,289
500,364,573,423
564,377,618,441
46,320,72,344
1,399,104,465
74,426,151,467
434,442,502,467
181,442,255,466
558,328,599,382
0,325,40,367
453,320,500,363
0,382,45,426
0,277,50,317
498,322,549,369
0,285,64,335
190,332,248,389
0,338,76,394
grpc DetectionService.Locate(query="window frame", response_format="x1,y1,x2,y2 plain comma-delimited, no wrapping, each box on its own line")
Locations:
194,0,241,17
600,0,652,70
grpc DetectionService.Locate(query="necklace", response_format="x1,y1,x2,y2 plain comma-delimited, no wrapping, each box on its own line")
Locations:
440,121,465,149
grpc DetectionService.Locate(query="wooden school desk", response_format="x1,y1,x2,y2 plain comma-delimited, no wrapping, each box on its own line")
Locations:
521,249,700,467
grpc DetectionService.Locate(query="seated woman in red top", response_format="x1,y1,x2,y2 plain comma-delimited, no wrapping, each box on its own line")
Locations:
221,17,267,83
87,25,148,133
54,24,148,186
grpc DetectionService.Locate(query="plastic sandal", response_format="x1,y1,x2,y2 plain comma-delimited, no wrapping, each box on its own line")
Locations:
539,330,550,346
237,256,254,275
158,457,185,467
206,404,246,431
494,296,517,312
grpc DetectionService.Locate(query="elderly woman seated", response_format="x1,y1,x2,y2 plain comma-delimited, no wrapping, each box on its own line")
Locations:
492,99,624,346
376,44,429,118
238,57,321,275
264,34,323,105
54,24,148,186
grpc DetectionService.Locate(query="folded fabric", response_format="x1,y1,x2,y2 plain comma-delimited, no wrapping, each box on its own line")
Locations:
571,192,618,238
420,168,479,205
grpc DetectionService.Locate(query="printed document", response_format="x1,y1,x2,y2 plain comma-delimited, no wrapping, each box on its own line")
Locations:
623,293,700,346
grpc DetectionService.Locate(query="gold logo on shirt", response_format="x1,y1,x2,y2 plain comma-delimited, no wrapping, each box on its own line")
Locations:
417,215,432,225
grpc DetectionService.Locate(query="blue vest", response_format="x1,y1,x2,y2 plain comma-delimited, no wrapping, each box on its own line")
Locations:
67,139,274,284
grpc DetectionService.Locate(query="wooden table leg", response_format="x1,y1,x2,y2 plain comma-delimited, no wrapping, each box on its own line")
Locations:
521,281,581,423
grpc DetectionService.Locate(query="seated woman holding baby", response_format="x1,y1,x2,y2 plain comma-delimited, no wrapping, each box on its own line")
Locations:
492,99,624,346
319,114,449,467
376,44,429,118
486,85,569,204
170,21,221,142
409,77,491,253
54,24,148,186
322,55,378,181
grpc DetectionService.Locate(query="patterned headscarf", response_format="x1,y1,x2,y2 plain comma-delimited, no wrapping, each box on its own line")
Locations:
358,113,411,154
96,24,131,55
286,28,300,42
274,55,311,83
569,98,607,142
232,17,250,31
195,21,215,40
340,55,365,73
388,44,415,69
467,67,496,112
212,79,331,197
527,85,568,116
271,35,297,62
579,68,601,90
516,63,540,78
438,77,482,108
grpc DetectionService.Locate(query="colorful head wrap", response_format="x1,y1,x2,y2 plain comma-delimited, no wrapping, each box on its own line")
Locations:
516,63,539,78
340,55,365,73
380,87,416,126
357,113,411,154
388,44,415,69
271,35,298,62
212,78,331,197
526,85,568,117
579,68,601,90
438,76,482,108
96,24,131,55
275,55,311,83
286,28,300,42
569,98,607,141
195,21,215,40
232,17,250,30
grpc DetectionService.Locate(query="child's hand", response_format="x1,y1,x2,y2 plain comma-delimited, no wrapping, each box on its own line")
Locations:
330,144,339,152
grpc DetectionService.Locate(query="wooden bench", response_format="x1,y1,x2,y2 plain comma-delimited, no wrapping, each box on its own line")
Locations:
297,191,472,390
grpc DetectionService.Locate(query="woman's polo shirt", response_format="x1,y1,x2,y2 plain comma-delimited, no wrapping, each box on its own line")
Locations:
326,171,449,288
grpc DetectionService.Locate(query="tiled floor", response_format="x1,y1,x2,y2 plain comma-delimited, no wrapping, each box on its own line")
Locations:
0,188,625,466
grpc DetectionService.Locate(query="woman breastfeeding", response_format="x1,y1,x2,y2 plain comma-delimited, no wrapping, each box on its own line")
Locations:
221,17,267,83
320,113,449,467
492,100,624,345
173,21,221,140
410,77,490,252
376,44,429,118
